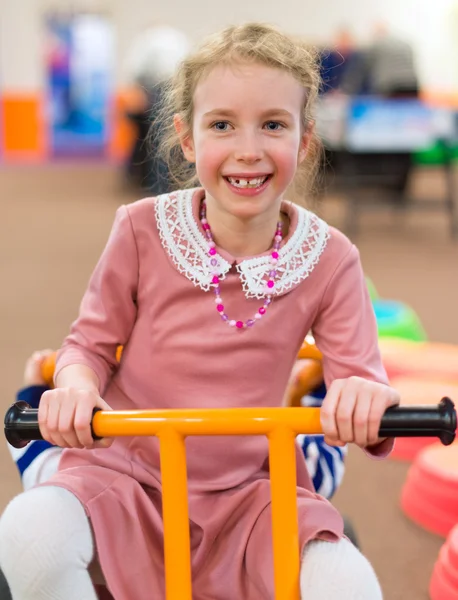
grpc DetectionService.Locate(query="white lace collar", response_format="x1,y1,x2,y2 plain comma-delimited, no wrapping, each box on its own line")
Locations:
154,188,330,299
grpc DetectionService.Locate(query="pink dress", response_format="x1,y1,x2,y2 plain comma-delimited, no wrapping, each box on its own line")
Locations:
44,188,390,599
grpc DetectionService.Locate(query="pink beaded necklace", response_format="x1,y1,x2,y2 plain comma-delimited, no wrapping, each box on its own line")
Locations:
200,200,283,329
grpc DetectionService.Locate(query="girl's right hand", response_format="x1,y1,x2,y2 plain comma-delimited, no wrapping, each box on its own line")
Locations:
38,388,113,449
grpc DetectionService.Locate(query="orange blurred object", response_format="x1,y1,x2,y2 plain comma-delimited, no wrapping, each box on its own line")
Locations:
285,335,324,407
297,337,322,361
108,88,142,161
2,93,47,159
286,360,324,407
41,352,57,387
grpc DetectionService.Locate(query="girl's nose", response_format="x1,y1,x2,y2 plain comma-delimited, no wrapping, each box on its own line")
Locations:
233,133,264,163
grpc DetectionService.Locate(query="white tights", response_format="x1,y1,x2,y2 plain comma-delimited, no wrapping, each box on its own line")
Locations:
300,537,383,599
0,486,382,599
0,487,96,600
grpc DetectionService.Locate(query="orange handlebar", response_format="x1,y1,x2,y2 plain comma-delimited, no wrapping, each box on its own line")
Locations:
90,406,323,438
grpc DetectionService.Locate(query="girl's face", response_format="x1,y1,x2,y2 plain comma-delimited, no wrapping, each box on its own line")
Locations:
176,61,312,221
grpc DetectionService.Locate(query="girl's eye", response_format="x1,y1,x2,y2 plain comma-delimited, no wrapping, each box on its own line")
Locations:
212,121,231,131
264,121,284,131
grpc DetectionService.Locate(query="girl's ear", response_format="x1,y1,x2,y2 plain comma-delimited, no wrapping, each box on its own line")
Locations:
298,120,314,164
174,114,195,162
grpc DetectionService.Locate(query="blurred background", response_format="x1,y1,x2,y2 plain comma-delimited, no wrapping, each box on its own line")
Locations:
1,0,458,599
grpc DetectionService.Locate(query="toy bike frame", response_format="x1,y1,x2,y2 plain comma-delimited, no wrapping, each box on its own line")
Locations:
4,398,456,600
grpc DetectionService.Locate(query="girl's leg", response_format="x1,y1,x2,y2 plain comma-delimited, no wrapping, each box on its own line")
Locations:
0,486,97,600
300,538,383,600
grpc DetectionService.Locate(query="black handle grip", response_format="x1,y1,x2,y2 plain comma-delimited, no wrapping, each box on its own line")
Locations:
4,398,456,449
4,401,102,448
378,397,456,445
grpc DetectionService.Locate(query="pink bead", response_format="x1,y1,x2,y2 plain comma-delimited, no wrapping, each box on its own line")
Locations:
255,313,262,320
212,275,219,284
270,258,278,265
203,223,210,230
201,218,208,225
236,321,244,329
271,251,279,260
209,248,216,256
229,320,236,327
267,280,274,289
259,306,266,315
275,235,282,243
216,304,225,312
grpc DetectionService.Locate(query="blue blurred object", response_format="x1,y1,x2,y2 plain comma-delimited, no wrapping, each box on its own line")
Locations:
46,12,114,157
346,97,437,152
372,298,427,341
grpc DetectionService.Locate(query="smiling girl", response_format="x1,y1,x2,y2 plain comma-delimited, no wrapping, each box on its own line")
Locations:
0,23,398,599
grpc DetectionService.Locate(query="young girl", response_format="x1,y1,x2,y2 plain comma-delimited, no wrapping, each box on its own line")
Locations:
0,23,399,600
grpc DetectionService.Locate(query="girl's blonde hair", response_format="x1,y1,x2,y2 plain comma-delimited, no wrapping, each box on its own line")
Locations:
155,22,323,202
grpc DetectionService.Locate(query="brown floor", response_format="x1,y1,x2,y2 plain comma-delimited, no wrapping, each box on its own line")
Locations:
1,163,457,599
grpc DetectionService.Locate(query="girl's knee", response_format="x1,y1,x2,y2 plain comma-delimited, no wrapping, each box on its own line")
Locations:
0,487,93,577
0,489,46,558
300,538,383,599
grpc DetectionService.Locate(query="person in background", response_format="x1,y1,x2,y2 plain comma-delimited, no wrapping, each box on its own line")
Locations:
123,24,190,193
340,22,419,98
319,27,363,95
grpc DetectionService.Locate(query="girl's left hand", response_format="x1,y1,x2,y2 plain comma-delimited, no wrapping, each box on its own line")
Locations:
320,377,400,448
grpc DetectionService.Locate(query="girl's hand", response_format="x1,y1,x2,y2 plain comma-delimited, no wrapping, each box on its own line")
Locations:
23,349,55,386
38,388,113,450
320,377,400,448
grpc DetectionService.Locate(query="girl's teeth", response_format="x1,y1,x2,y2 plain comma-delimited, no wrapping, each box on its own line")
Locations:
227,176,267,188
